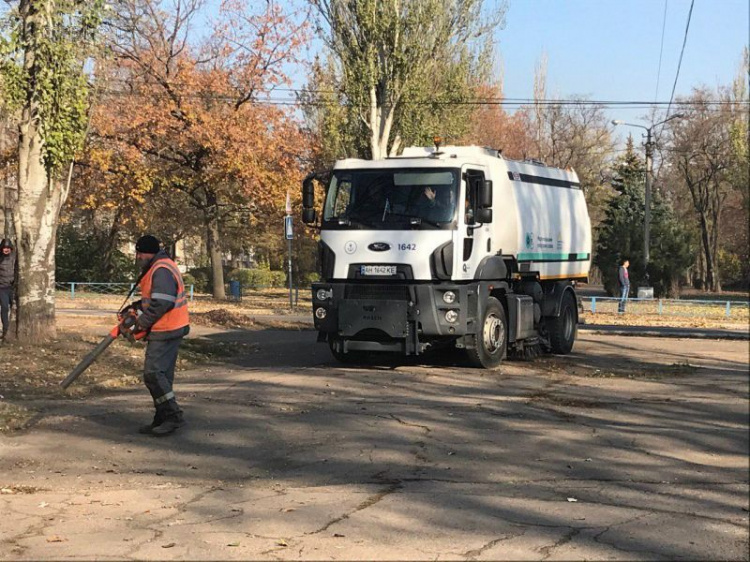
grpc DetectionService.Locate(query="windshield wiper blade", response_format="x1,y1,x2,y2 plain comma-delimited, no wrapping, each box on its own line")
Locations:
338,215,374,228
385,212,443,228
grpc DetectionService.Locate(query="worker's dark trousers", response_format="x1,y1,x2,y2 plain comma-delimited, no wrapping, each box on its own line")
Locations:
0,287,12,335
144,337,184,421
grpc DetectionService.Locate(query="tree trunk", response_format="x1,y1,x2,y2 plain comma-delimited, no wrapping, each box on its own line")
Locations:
15,108,59,340
13,1,59,341
204,208,225,299
369,85,382,160
698,212,719,292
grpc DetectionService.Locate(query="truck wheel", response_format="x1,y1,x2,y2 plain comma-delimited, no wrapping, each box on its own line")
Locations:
467,297,507,369
549,291,577,354
328,338,366,364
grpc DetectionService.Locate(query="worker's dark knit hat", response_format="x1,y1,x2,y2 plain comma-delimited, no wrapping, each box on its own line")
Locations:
135,235,161,254
0,238,13,250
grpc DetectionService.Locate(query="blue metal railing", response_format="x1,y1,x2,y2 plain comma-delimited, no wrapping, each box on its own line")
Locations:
582,296,749,319
56,282,195,301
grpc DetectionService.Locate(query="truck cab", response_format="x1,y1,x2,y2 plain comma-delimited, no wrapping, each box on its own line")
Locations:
302,145,591,368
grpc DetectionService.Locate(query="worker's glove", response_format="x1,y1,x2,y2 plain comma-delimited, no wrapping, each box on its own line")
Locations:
118,300,142,318
117,309,146,344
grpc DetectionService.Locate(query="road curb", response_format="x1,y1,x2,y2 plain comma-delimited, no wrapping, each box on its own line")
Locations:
580,324,749,341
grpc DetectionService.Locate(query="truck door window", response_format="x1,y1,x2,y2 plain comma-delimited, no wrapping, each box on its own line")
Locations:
463,170,485,261
464,170,484,225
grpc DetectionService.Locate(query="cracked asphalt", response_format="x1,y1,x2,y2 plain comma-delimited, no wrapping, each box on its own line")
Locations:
1,329,748,560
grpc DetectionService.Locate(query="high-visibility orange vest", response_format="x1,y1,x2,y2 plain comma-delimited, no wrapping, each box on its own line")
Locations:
139,257,189,333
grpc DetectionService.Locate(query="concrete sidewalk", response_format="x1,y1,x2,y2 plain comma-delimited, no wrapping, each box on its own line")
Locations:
579,323,749,340
1,331,748,560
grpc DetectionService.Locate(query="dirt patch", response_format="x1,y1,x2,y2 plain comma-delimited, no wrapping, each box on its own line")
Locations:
191,308,309,331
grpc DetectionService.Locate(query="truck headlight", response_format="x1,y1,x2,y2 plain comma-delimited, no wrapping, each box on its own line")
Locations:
442,290,456,304
445,310,458,323
315,307,327,319
316,288,331,301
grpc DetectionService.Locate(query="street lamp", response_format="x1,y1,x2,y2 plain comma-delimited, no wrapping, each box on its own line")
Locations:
611,113,684,293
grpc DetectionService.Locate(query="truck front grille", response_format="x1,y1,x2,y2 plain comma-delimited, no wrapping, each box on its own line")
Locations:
345,284,411,301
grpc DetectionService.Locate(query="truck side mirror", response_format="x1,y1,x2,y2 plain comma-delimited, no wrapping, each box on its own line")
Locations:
302,176,315,209
476,208,492,223
478,180,493,208
302,208,317,225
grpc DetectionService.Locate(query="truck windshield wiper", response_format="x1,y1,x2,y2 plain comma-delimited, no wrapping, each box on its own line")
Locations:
385,213,442,228
336,215,374,228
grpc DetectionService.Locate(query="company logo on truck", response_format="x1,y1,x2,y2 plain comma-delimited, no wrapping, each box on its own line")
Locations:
368,242,391,252
525,232,534,250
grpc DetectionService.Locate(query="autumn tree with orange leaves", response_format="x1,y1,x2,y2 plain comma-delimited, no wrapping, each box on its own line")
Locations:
461,84,535,159
81,0,309,298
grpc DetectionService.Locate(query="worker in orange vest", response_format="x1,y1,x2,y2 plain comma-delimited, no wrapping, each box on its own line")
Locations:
126,235,190,436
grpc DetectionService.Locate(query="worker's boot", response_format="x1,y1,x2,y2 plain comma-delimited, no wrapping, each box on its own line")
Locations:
138,413,165,435
151,412,186,436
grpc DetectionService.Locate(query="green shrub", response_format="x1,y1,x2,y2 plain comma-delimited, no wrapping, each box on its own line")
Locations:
301,272,320,285
719,250,743,286
181,272,197,290
186,267,212,293
56,224,136,282
228,268,286,289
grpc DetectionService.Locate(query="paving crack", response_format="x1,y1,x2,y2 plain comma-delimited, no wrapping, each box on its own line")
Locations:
462,527,526,560
387,413,432,434
538,527,580,560
306,481,403,535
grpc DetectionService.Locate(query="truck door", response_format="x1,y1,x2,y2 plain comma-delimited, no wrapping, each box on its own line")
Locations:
460,167,491,280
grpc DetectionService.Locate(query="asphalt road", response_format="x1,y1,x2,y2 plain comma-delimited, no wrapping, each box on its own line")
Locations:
1,330,748,560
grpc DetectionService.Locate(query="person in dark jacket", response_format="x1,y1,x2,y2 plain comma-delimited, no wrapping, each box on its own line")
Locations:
617,258,630,313
0,238,16,342
126,235,190,436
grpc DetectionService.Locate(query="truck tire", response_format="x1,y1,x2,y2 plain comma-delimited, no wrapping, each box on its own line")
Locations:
549,291,577,354
467,297,507,369
328,338,367,364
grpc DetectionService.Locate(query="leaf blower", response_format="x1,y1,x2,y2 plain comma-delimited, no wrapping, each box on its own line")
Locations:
60,307,147,390
60,267,151,390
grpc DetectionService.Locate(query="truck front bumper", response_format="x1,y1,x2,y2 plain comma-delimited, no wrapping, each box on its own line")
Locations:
311,282,474,343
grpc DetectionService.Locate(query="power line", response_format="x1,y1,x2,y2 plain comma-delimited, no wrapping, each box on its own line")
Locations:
654,0,669,101
97,88,749,109
666,0,695,116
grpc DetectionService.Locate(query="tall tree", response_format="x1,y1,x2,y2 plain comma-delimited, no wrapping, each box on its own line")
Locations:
461,83,535,159
595,137,693,297
309,0,506,160
103,0,307,298
0,0,103,340
664,88,736,292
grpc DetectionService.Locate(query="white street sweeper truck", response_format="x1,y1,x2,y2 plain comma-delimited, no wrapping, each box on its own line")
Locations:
301,142,592,368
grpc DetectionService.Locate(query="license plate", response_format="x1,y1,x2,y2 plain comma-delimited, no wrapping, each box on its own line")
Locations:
360,265,397,276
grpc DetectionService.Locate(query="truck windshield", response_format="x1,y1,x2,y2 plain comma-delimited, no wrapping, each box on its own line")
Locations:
323,168,459,229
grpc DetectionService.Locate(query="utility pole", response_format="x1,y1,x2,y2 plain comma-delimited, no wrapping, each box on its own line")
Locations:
285,192,294,309
643,128,653,276
612,114,684,293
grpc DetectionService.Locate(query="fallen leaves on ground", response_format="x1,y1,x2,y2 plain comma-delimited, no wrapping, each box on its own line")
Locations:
581,311,747,331
0,327,259,433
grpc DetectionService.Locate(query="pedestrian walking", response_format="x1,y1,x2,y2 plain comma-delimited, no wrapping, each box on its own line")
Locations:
0,238,16,342
127,235,190,436
617,258,630,313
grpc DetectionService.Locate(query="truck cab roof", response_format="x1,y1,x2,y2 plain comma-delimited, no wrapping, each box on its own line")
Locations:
333,145,579,185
